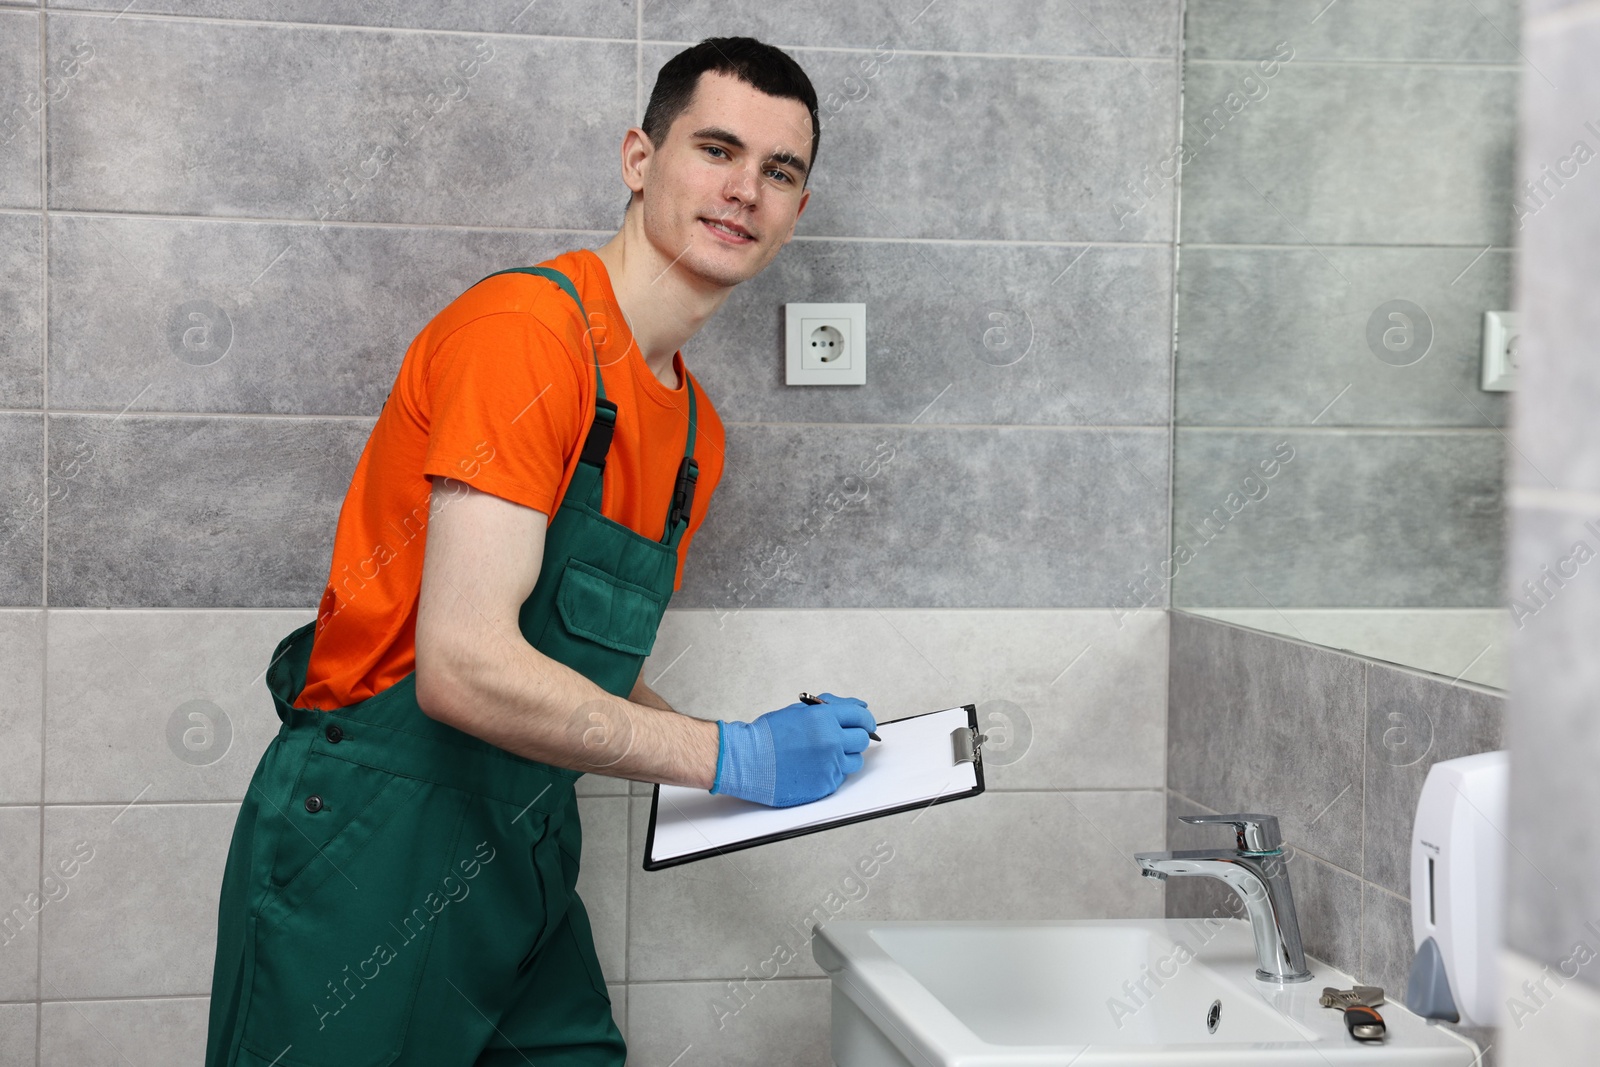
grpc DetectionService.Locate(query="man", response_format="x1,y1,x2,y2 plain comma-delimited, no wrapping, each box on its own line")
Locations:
205,36,878,1067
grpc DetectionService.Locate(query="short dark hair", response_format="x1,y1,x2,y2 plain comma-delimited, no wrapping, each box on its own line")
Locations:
627,37,819,213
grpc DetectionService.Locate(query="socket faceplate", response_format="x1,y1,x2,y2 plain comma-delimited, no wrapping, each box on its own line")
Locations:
787,302,866,385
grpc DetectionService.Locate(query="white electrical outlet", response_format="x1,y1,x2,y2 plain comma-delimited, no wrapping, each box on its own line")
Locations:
1481,311,1519,392
786,302,866,385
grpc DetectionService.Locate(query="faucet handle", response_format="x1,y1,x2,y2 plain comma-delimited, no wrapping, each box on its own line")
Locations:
1179,813,1282,853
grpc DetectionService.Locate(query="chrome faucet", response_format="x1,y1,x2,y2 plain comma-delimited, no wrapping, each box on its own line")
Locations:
1134,813,1312,983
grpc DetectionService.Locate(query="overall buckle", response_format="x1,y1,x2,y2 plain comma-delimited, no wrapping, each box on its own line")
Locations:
664,456,699,540
579,399,619,468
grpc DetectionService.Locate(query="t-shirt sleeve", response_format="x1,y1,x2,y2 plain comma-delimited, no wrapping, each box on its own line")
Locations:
421,311,585,518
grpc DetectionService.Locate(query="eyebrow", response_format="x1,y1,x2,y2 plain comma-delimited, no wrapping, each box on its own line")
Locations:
689,125,810,179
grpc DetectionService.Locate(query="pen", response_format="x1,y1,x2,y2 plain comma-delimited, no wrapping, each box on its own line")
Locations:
800,692,881,741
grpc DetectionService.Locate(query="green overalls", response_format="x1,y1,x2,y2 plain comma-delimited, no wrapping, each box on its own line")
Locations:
205,267,700,1067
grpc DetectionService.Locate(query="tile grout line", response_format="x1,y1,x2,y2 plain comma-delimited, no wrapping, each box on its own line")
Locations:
1159,0,1186,863
24,209,1178,249
1,412,1513,432
35,9,1184,63
35,5,47,1060
0,209,1514,252
1358,662,1369,984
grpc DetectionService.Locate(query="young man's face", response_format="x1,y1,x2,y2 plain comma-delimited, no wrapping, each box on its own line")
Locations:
635,69,814,289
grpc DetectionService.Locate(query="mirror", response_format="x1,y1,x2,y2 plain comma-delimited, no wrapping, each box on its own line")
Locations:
1169,0,1522,690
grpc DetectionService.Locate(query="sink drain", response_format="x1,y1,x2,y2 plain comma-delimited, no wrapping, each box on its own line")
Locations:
1206,999,1221,1034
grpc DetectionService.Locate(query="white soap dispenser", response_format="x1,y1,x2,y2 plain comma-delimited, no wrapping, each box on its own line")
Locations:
1405,749,1509,1028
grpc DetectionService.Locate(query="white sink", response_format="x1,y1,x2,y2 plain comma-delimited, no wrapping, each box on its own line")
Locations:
812,919,1482,1066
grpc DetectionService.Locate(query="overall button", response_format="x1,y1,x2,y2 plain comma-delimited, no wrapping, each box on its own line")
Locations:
304,794,324,813
325,724,343,744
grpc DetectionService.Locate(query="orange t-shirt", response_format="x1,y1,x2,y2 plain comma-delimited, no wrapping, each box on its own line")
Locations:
293,248,725,711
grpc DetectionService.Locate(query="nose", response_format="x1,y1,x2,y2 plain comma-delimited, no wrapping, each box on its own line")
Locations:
721,161,760,209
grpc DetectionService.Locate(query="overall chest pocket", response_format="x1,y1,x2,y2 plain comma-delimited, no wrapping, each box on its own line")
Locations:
555,558,667,656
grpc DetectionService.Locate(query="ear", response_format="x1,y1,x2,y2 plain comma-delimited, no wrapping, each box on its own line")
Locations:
620,126,653,199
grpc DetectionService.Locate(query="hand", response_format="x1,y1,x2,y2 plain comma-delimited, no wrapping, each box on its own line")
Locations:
710,693,877,807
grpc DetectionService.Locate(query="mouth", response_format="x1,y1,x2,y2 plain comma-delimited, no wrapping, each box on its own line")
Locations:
701,217,756,244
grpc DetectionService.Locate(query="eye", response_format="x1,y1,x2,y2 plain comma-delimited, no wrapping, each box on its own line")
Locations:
703,144,729,159
766,168,793,183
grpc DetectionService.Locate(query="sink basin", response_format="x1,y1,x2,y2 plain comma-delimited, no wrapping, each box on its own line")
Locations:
812,918,1482,1066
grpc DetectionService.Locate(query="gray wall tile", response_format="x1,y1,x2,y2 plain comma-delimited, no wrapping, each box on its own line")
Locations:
1360,882,1415,1001
0,412,43,605
1185,0,1521,63
47,215,585,416
694,240,1174,427
1286,847,1364,978
1179,62,1517,246
1363,665,1504,897
1504,506,1600,986
43,610,307,803
46,415,368,607
41,803,237,997
0,212,41,407
1176,247,1512,427
1184,608,1509,691
0,806,40,999
626,977,833,1067
645,0,1182,58
576,771,629,798
47,15,634,227
60,1,633,38
39,996,209,1067
1168,613,1365,871
1525,0,1585,13
0,611,42,804
645,608,1167,792
0,1003,35,1067
46,222,1177,426
1171,430,1505,608
1511,15,1600,494
644,44,1180,242
680,425,1170,609
608,983,625,1046
627,789,1164,981
0,10,40,210
574,795,627,984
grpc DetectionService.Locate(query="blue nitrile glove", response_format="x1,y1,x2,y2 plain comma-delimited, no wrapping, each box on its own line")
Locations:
710,692,877,807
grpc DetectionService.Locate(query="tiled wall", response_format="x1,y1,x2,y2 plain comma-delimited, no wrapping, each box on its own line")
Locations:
1169,0,1518,610
1164,612,1503,1054
0,3,1181,1063
1501,0,1600,1063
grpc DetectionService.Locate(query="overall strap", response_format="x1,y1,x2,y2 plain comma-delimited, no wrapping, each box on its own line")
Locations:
471,266,618,470
664,378,700,543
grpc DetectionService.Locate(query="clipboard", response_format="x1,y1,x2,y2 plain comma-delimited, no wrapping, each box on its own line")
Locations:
643,704,984,871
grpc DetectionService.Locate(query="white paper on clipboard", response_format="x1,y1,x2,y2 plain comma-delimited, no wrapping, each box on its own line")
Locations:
646,705,980,867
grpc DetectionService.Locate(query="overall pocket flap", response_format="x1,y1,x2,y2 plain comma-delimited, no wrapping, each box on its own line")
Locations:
555,559,665,656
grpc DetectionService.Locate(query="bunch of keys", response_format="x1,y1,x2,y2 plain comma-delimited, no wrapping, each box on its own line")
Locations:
1320,986,1386,1041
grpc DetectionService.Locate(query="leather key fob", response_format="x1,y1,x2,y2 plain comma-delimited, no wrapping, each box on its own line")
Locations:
1344,1005,1386,1041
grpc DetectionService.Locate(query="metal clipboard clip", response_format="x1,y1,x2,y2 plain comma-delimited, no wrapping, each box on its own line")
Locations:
951,725,987,766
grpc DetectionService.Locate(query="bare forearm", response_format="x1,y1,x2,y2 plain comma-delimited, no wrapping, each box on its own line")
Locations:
419,630,718,790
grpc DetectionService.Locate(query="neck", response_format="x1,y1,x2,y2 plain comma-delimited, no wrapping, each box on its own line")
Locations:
593,204,730,389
